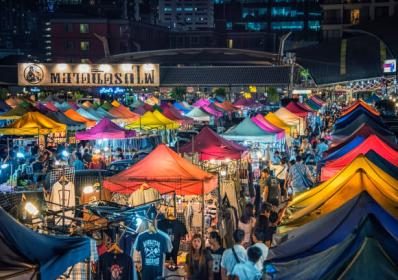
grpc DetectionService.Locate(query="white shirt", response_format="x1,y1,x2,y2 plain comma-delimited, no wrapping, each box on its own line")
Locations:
231,261,262,280
252,243,269,271
221,244,247,276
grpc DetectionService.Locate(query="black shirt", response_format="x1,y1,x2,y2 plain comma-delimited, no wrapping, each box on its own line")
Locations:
157,218,188,263
207,247,224,280
96,252,133,280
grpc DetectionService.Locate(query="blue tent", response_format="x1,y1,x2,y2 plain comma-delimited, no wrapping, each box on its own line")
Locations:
268,193,398,262
319,136,365,167
173,102,190,114
267,216,398,280
365,150,398,180
0,207,92,279
96,107,116,119
334,106,382,129
54,102,72,112
76,108,101,121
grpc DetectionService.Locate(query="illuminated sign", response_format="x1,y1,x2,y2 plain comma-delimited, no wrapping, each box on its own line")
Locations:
292,89,311,95
99,87,126,94
18,63,160,87
383,59,396,73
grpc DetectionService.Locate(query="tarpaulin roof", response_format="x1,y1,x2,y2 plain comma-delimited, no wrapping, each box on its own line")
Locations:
125,111,179,130
186,107,211,122
0,207,92,280
76,118,136,140
0,112,66,135
82,101,92,108
47,111,86,131
274,107,304,134
365,94,381,104
268,217,398,280
285,102,312,117
5,97,23,108
334,106,383,129
104,144,217,195
0,106,29,120
214,101,237,112
224,117,276,142
200,104,223,118
321,135,398,181
265,112,292,135
133,106,148,115
341,99,380,117
332,114,393,141
111,100,121,107
95,107,116,119
0,100,11,113
365,150,398,180
43,102,58,112
76,108,101,121
160,105,193,124
193,98,211,107
252,114,285,140
67,101,79,110
109,105,139,120
319,136,366,167
131,99,145,108
54,101,72,112
173,102,191,114
304,99,322,111
285,156,398,227
101,102,114,111
180,126,246,160
64,109,97,127
233,97,258,108
269,193,398,262
310,95,325,105
84,107,111,120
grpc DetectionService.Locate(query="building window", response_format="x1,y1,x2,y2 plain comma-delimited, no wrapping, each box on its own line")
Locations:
65,41,74,49
80,41,90,50
227,39,233,48
226,22,232,30
308,21,321,31
80,24,89,33
350,9,360,24
64,23,73,32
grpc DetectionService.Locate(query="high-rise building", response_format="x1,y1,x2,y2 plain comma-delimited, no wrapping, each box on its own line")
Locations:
158,0,214,30
321,0,396,39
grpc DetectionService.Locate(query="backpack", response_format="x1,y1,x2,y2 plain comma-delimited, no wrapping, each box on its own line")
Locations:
267,177,280,202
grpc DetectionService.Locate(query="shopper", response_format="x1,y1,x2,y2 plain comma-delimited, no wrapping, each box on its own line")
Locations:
252,229,268,272
230,246,263,280
286,155,314,193
221,229,247,280
185,234,213,280
238,204,256,247
207,231,225,280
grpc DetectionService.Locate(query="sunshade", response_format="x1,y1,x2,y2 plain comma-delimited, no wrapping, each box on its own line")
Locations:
334,106,383,129
173,102,191,114
0,112,66,135
43,102,58,112
125,111,179,130
64,109,96,127
95,107,116,119
111,100,121,107
285,102,313,117
101,102,114,111
0,106,29,120
193,98,211,107
109,105,139,120
274,108,304,134
76,108,101,121
214,101,237,112
133,106,148,115
47,111,86,131
269,193,398,262
180,126,246,160
67,101,79,110
76,118,136,140
152,110,180,129
310,95,325,106
224,117,276,142
251,114,285,140
285,156,398,227
131,99,145,108
103,144,217,195
304,99,322,111
265,112,292,135
0,207,92,280
233,98,258,108
160,106,193,125
341,99,380,117
200,104,223,118
0,100,11,113
321,135,398,181
54,102,72,111
186,107,211,122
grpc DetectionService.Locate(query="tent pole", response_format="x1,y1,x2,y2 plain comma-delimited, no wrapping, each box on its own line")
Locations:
173,191,177,219
201,181,205,239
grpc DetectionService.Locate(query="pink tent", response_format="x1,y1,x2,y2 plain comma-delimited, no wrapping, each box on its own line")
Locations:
233,98,258,108
44,102,59,112
193,98,211,107
161,104,193,125
251,114,285,140
201,104,223,118
75,118,136,140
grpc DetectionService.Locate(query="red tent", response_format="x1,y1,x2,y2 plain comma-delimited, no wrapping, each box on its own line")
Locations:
321,135,398,181
103,144,217,195
180,126,246,160
285,102,313,117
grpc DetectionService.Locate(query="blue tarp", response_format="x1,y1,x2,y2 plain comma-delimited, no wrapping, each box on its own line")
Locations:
268,193,398,262
319,136,365,167
335,107,382,129
365,150,398,180
0,207,92,279
76,108,101,121
173,102,190,114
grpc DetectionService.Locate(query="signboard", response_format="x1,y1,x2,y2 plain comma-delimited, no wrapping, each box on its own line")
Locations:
18,63,160,87
292,89,311,95
383,59,396,73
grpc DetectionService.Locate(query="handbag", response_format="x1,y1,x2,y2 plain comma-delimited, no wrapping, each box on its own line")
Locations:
296,165,314,189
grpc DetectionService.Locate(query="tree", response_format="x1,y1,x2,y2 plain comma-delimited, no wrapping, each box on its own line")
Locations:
267,87,279,103
214,88,226,98
170,87,186,101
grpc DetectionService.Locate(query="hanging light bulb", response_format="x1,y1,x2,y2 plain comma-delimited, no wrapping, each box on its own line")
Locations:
25,202,39,216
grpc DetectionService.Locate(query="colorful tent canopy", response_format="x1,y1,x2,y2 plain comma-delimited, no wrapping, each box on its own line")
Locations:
334,106,382,129
84,107,110,120
67,101,79,110
265,112,293,135
0,207,92,280
76,118,136,140
321,135,398,181
47,111,86,131
269,193,398,262
111,100,121,107
76,108,101,121
274,108,303,134
319,136,366,167
341,100,380,117
131,99,145,108
125,111,179,130
95,107,116,119
82,101,92,108
365,150,398,180
5,97,23,108
0,112,66,135
104,144,217,195
173,102,190,114
285,102,312,117
233,98,258,108
200,104,223,118
285,156,398,228
180,126,246,160
214,101,237,112
133,106,148,115
193,98,211,107
43,102,59,112
0,106,29,120
310,96,325,106
0,100,11,112
64,109,97,127
109,105,139,120
251,114,285,140
186,107,212,122
304,99,321,111
224,117,276,142
268,217,398,280
54,101,72,112
365,94,381,104
160,105,193,125
101,102,114,111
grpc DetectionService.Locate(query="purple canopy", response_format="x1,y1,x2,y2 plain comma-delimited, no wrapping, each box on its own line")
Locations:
234,98,259,108
251,114,285,140
201,104,223,118
75,118,136,140
193,98,211,107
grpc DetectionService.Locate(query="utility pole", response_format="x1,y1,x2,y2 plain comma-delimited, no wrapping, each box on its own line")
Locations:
286,52,296,98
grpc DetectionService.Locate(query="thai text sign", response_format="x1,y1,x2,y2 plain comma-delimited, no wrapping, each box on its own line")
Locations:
18,63,160,86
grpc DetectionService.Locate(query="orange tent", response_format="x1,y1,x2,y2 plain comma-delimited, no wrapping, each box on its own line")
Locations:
341,100,380,117
64,109,96,127
109,105,139,120
104,144,217,195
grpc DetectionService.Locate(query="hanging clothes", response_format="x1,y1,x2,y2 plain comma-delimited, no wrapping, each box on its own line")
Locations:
157,218,188,264
128,187,160,207
96,252,133,280
49,180,75,225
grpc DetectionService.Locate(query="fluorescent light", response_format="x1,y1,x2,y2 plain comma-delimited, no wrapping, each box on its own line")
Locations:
143,64,154,72
220,170,227,177
25,202,39,216
99,64,111,72
57,63,67,71
121,64,132,71
83,185,94,194
1,163,9,169
136,217,142,226
79,64,90,72
62,150,69,157
16,152,24,158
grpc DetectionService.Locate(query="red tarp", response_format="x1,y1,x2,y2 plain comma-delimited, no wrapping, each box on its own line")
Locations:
75,118,136,140
103,144,217,195
160,104,193,125
285,102,313,117
321,135,398,181
214,101,238,112
109,105,139,119
180,126,246,160
310,96,325,106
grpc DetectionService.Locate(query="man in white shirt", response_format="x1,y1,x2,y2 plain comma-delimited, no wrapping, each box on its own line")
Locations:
231,246,262,280
252,229,268,272
221,229,247,280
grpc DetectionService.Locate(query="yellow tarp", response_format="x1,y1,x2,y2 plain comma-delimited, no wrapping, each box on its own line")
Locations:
274,107,304,135
126,111,179,130
283,156,398,230
111,100,121,107
153,110,180,129
265,112,292,135
0,106,28,120
0,112,66,135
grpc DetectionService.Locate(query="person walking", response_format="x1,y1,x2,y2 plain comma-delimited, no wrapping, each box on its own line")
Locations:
221,229,247,280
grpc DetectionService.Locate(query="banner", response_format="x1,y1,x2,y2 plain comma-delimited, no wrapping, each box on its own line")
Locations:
18,63,160,87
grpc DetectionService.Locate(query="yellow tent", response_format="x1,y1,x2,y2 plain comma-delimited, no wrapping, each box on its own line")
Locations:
111,100,121,107
0,106,29,120
274,107,304,135
125,111,179,130
265,112,292,135
152,110,180,129
283,155,398,230
0,112,66,135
